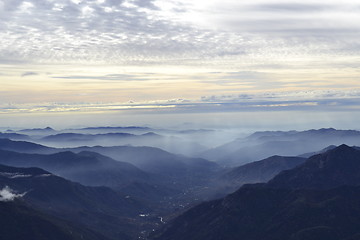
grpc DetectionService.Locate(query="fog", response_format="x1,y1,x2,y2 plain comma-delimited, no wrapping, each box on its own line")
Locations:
1,110,360,133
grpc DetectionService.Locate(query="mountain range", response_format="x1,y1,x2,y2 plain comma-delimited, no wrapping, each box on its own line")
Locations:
151,144,360,240
201,128,360,167
3,127,360,240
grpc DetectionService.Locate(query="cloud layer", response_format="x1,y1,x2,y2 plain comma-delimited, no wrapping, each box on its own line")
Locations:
1,89,359,114
1,0,359,65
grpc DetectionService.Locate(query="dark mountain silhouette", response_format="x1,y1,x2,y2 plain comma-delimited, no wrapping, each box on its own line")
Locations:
151,184,360,240
0,200,110,240
0,164,149,240
268,144,360,189
151,145,360,240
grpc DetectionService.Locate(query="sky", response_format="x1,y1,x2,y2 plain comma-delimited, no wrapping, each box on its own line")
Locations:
1,0,360,129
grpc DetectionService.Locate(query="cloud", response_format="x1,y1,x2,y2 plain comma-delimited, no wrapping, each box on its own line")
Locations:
1,89,360,114
0,0,360,111
0,186,26,202
21,71,38,77
52,74,150,81
247,3,335,12
0,0,359,66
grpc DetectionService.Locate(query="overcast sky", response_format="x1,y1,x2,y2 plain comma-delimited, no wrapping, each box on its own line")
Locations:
1,0,360,128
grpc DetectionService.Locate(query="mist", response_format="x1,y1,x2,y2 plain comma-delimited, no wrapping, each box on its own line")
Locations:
0,186,26,202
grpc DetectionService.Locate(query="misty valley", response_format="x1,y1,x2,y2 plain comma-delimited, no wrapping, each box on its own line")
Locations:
2,126,360,240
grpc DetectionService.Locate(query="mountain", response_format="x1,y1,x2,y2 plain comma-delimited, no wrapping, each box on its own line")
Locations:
0,139,223,210
0,164,149,240
0,200,110,240
221,155,306,186
194,155,306,201
267,144,360,189
0,149,151,189
0,132,29,140
0,138,53,153
74,126,154,134
0,142,223,218
41,132,135,142
201,128,360,167
37,132,208,156
151,145,360,240
70,145,219,177
298,145,337,158
151,184,360,240
18,127,56,134
0,138,219,188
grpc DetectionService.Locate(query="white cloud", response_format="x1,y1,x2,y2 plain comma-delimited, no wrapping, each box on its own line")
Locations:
0,186,27,202
0,0,359,66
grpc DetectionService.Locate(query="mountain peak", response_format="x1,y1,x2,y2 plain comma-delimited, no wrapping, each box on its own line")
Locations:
333,143,353,151
267,145,360,190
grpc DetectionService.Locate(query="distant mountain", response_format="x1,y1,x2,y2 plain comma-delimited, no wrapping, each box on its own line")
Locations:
298,145,337,158
0,132,29,140
0,149,151,189
41,132,135,142
0,138,53,153
0,140,224,220
0,164,149,240
37,132,208,156
221,155,306,186
75,126,153,134
0,139,223,209
268,144,360,189
201,128,360,167
151,145,360,240
195,155,306,200
18,127,56,134
0,138,220,188
70,145,219,179
0,200,110,240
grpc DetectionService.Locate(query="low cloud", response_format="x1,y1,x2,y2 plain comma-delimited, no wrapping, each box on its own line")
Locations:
21,72,38,77
0,89,360,114
0,186,27,202
52,73,150,81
